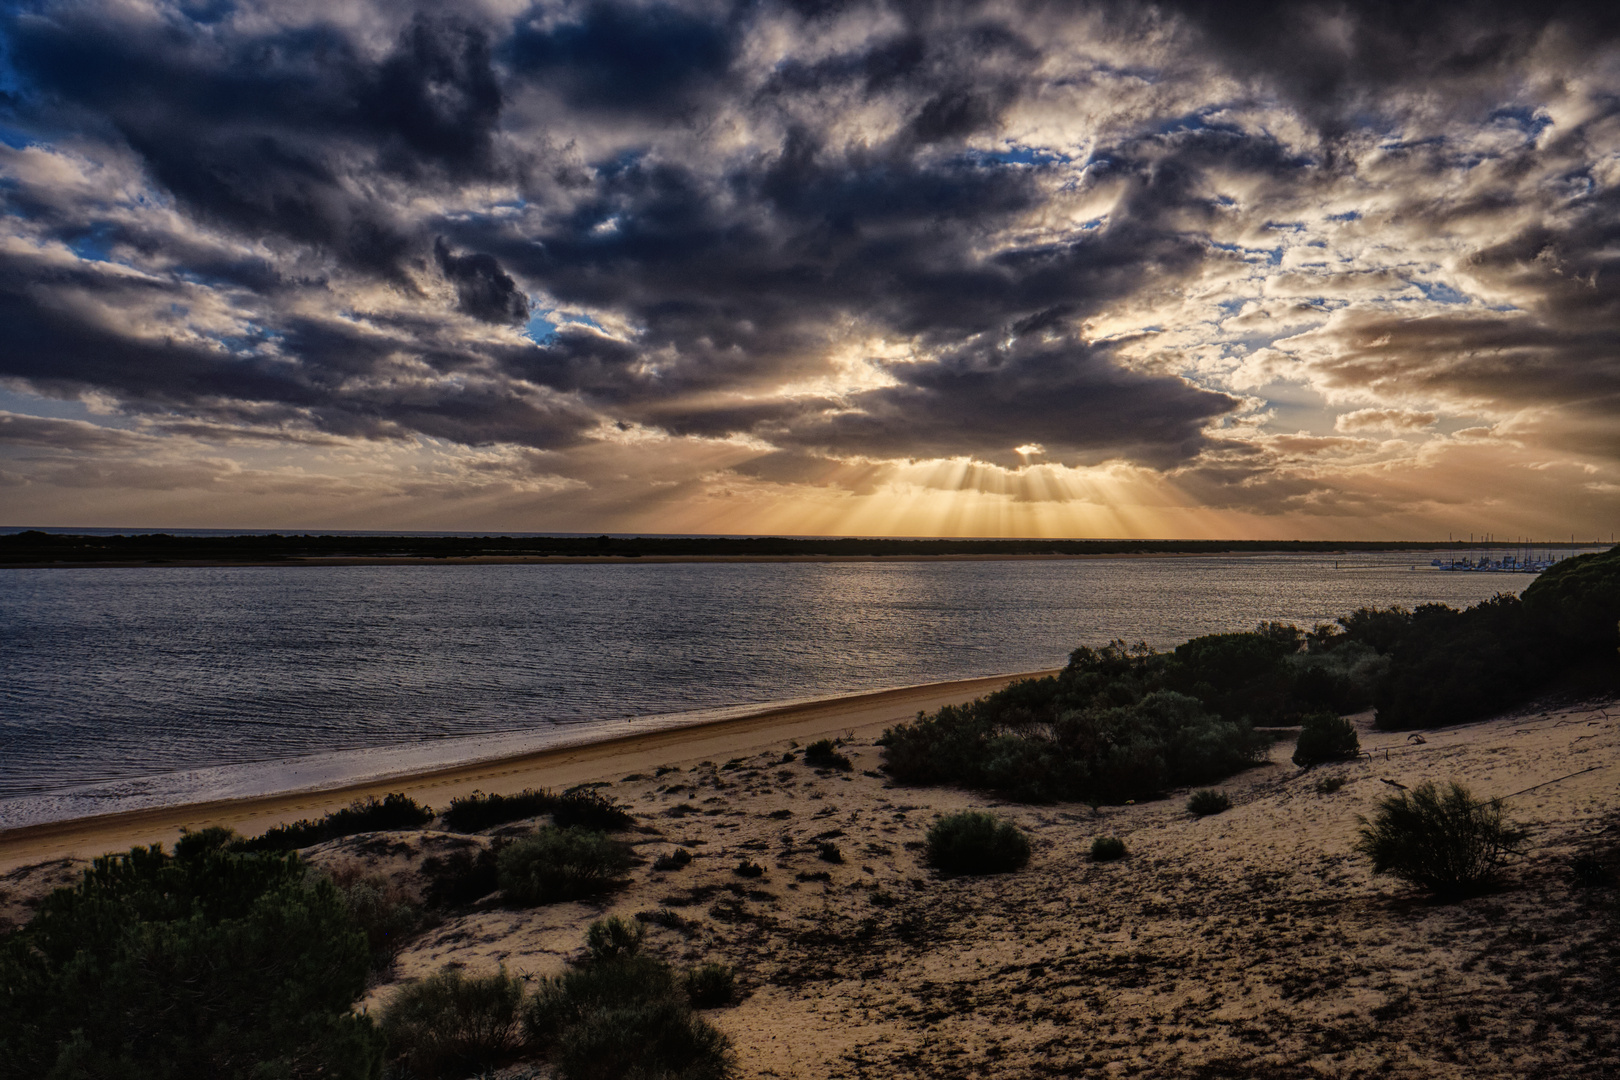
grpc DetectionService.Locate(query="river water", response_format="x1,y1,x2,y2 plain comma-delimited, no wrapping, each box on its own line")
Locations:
0,552,1578,825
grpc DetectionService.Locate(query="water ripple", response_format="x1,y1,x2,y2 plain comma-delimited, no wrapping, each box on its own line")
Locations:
0,555,1547,809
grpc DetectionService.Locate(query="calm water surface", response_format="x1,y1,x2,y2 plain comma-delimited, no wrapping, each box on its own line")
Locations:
0,553,1573,823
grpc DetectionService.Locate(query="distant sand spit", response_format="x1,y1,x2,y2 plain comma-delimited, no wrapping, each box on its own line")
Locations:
0,670,1055,873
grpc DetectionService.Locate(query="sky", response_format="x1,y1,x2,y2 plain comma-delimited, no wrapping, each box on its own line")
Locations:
1,0,1618,539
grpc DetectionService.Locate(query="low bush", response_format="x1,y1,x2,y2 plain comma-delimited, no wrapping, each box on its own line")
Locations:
733,860,765,878
1089,836,1127,862
174,824,238,858
552,788,636,830
442,788,557,832
498,827,637,905
380,966,526,1079
421,845,500,908
684,962,737,1008
637,907,687,930
881,668,1271,805
924,811,1031,875
1186,789,1231,816
1292,711,1361,767
1569,854,1614,889
554,999,733,1080
334,868,424,969
652,847,693,871
236,792,433,852
585,915,645,961
803,739,853,771
527,955,677,1046
1315,775,1347,794
817,842,844,864
526,923,734,1080
1354,781,1528,898
0,839,380,1078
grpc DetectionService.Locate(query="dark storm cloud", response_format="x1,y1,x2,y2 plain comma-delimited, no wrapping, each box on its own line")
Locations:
1,0,1619,491
487,118,1276,454
1158,0,1620,130
434,239,531,324
0,253,593,448
4,4,508,276
764,339,1237,467
504,1,737,115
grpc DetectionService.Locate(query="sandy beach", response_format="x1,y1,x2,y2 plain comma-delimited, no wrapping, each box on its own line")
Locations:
0,671,1056,874
4,677,1618,1078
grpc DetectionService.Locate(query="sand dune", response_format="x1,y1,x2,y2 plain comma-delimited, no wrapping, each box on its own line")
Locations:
4,681,1618,1078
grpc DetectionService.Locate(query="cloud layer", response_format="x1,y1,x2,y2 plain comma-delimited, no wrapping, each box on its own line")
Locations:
2,0,1618,536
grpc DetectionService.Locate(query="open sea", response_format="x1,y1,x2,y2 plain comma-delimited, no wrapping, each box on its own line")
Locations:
0,551,1591,826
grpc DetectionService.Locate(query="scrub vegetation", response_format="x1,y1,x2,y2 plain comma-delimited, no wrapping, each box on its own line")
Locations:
523,918,735,1080
882,545,1620,802
235,792,434,853
925,811,1032,875
1354,781,1529,898
377,918,735,1080
1089,836,1127,862
1186,789,1231,817
497,826,638,905
1292,711,1362,767
0,833,381,1079
440,787,636,833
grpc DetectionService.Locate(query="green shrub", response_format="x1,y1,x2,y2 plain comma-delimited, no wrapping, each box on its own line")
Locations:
421,845,500,908
525,932,733,1080
652,848,693,871
174,824,239,859
526,954,679,1046
1315,775,1347,794
1285,639,1388,714
1089,836,1126,861
817,841,844,864
1293,711,1361,767
552,789,636,830
924,811,1031,875
524,952,677,1049
684,962,737,1008
0,842,380,1079
380,966,526,1079
1354,781,1528,898
1569,854,1614,889
498,827,637,905
1521,545,1620,654
1373,596,1553,730
733,859,765,878
442,788,557,832
803,739,853,771
553,998,733,1080
881,672,1270,805
1186,789,1231,816
1167,627,1299,725
585,915,645,962
236,792,433,852
337,870,423,969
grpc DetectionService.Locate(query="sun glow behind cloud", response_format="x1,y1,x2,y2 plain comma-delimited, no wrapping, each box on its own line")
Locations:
1,0,1618,537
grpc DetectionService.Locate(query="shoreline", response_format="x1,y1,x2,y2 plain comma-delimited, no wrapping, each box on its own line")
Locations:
0,669,1056,872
